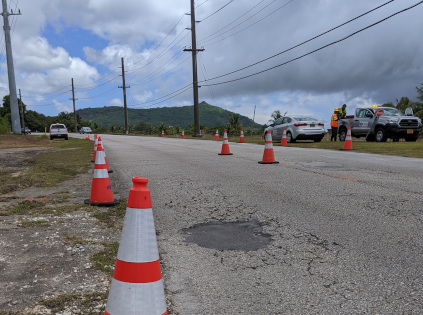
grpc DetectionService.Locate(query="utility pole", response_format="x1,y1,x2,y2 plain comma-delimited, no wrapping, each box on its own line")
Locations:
1,0,21,133
70,78,78,133
184,0,204,137
118,57,130,135
18,89,24,133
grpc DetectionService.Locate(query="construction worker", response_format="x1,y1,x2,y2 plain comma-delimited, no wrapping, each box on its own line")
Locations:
338,104,347,119
330,108,339,141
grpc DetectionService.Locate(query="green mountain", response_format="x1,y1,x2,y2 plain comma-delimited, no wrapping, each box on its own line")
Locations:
76,101,262,129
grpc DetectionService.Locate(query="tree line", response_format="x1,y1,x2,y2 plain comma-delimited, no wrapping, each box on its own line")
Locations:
0,95,264,136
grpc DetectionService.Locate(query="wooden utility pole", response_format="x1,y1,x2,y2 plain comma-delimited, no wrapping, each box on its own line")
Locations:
118,57,130,134
70,78,78,132
1,0,21,133
18,89,25,133
184,0,204,137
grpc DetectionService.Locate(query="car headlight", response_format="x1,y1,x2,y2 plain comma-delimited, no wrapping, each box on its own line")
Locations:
386,118,399,123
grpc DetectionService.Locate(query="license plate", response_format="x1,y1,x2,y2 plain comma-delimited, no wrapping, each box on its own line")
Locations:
310,124,315,127
407,129,413,134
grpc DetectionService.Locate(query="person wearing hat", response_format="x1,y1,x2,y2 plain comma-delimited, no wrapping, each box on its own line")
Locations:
330,108,339,141
338,104,347,119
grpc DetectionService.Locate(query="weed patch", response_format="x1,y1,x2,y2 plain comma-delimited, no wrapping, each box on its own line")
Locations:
18,219,50,228
90,243,119,276
39,292,108,314
92,199,127,228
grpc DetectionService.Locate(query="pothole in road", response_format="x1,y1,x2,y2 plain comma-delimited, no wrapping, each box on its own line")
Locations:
182,220,271,251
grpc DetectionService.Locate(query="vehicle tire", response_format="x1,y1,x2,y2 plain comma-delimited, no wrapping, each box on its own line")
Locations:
65,136,69,140
404,135,418,142
392,138,400,142
338,128,347,142
50,136,53,140
314,138,322,142
286,131,296,143
375,127,387,142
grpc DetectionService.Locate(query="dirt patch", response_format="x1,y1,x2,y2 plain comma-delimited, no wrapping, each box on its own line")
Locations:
0,141,123,314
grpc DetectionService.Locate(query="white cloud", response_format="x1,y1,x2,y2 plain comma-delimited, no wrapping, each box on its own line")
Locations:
1,0,421,123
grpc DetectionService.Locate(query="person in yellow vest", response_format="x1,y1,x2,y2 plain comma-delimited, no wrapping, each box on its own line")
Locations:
330,108,339,141
338,104,347,119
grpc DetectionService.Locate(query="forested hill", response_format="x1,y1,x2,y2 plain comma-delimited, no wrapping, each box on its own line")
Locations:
76,102,262,129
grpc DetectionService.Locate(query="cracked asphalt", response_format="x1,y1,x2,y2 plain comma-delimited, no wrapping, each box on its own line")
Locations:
81,135,423,314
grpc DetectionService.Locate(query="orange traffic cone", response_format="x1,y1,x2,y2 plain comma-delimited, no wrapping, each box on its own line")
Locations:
281,129,287,146
97,142,113,173
104,177,167,315
84,144,119,206
181,130,185,139
239,129,245,143
161,130,164,137
92,137,99,162
218,129,233,155
214,129,219,141
341,127,353,150
259,130,279,164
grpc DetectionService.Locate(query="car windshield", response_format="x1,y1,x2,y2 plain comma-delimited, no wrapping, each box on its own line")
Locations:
293,116,318,122
52,125,65,129
379,108,401,116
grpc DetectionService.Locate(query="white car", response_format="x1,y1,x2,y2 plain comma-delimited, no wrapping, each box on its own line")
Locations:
264,115,325,143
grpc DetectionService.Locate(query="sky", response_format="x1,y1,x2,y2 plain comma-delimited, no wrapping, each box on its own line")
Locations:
1,0,422,127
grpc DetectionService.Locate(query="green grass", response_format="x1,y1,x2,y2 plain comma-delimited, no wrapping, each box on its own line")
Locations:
39,292,108,314
18,219,50,228
0,136,94,194
26,138,93,187
90,242,119,276
92,199,127,229
271,139,423,158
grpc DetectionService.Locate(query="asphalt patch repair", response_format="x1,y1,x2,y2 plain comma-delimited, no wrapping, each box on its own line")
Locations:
182,220,272,251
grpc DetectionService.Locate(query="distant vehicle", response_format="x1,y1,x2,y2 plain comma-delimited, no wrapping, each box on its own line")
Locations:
338,106,422,142
79,127,92,134
21,127,31,134
49,123,68,140
264,115,325,143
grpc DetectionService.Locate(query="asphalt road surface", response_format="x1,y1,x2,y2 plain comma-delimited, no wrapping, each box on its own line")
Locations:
80,134,423,314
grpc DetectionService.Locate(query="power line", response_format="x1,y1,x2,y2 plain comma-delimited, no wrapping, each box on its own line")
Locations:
200,0,396,83
200,0,234,22
200,1,423,87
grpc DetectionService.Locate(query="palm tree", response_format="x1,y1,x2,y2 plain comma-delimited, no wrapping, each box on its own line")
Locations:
227,113,242,135
271,110,281,122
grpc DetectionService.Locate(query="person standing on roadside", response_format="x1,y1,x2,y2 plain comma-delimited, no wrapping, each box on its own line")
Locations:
338,104,347,119
330,108,339,141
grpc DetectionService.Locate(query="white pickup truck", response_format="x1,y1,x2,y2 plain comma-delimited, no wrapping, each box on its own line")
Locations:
49,123,69,140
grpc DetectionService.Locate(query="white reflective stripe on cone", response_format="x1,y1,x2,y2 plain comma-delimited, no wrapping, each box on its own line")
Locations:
105,278,167,315
266,133,272,141
265,142,273,149
93,169,109,178
117,208,160,263
95,151,106,164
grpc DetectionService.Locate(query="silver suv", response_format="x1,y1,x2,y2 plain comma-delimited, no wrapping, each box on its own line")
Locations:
79,127,92,134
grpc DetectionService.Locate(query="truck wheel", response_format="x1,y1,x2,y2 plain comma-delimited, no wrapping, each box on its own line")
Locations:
375,127,387,142
339,128,347,142
65,136,69,140
404,135,418,142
